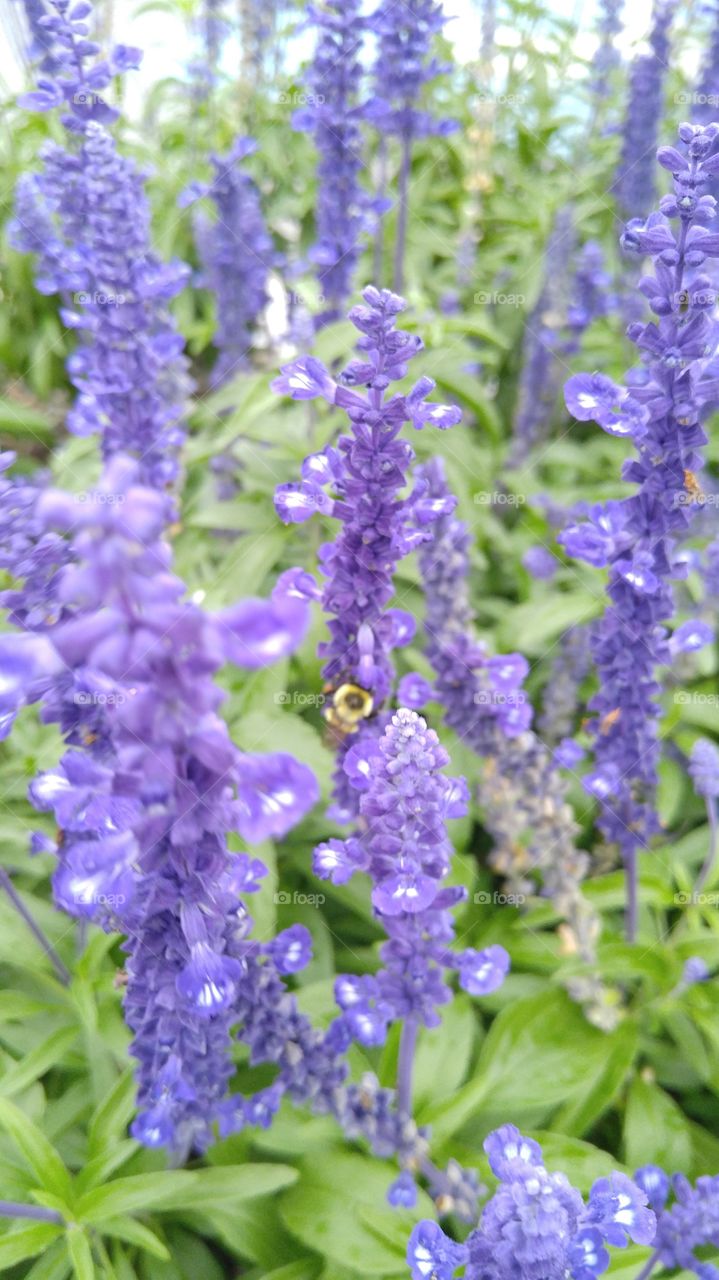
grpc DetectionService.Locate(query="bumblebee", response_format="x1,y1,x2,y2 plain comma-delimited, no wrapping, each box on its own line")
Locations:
323,682,375,737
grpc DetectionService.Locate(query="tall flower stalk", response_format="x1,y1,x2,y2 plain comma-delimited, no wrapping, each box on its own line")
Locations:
292,0,370,323
272,285,461,821
614,0,676,216
12,0,191,488
367,0,457,292
1,456,319,1155
562,122,719,941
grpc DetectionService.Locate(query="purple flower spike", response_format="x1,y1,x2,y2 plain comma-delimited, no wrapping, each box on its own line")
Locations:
273,288,461,822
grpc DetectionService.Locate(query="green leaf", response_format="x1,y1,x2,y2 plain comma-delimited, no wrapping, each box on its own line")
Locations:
99,1218,170,1261
86,1071,136,1161
420,990,637,1141
65,1228,95,1280
624,1078,693,1173
0,1223,62,1272
0,1099,73,1203
76,1173,200,1224
0,1028,78,1100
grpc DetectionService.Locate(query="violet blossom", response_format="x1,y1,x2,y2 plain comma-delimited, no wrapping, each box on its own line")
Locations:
272,286,461,821
561,123,719,941
1,455,319,1155
11,0,192,488
407,1125,655,1280
614,0,676,216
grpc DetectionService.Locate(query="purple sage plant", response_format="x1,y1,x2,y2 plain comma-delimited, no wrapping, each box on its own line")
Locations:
561,122,719,940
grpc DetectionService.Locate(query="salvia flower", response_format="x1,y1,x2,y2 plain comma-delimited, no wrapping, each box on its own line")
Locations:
292,0,372,321
590,0,624,102
614,0,676,215
653,1172,719,1278
562,124,719,939
689,737,719,799
273,287,461,820
367,0,457,142
12,0,191,488
314,709,508,1043
407,1126,655,1280
416,458,616,1029
1,456,319,1155
186,137,274,386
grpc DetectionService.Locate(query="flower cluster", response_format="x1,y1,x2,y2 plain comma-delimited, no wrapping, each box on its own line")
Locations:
562,124,719,936
408,1126,656,1280
416,459,616,1028
1,456,319,1154
367,0,457,141
12,0,191,488
273,286,461,820
636,1166,719,1278
589,0,623,103
186,137,274,386
292,0,371,320
614,0,676,215
314,709,508,1040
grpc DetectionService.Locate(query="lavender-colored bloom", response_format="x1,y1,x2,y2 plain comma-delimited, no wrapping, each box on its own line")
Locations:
367,0,456,141
188,137,273,385
407,1127,655,1280
689,737,719,798
12,2,191,488
509,209,576,463
564,242,614,353
614,1,676,215
654,1173,719,1277
590,0,624,102
314,709,507,1039
634,1163,671,1212
522,544,558,580
694,1,719,129
416,459,616,1029
273,287,460,821
562,124,719,939
539,625,592,746
1,456,319,1155
293,0,371,320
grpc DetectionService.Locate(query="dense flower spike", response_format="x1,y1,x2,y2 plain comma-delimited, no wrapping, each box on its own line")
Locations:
12,0,191,487
538,625,592,746
562,123,719,939
293,0,371,320
407,1127,655,1280
653,1172,719,1277
590,0,624,102
367,0,456,290
314,709,508,1041
186,137,273,386
614,0,676,215
273,287,461,820
416,458,616,1028
1,457,318,1154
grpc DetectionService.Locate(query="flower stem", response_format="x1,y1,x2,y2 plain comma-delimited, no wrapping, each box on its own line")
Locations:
393,133,412,294
0,1201,63,1223
634,1250,660,1280
694,795,718,898
0,868,70,985
397,1019,418,1117
625,845,638,943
